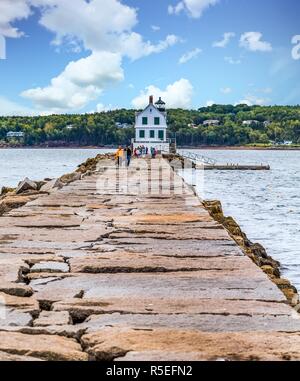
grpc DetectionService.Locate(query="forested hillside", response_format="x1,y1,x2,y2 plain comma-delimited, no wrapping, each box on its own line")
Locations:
1,104,300,147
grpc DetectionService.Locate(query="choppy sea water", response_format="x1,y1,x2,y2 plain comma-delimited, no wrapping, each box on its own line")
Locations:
0,148,299,291
179,149,300,291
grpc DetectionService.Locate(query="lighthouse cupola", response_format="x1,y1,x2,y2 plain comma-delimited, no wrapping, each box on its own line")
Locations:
155,97,166,112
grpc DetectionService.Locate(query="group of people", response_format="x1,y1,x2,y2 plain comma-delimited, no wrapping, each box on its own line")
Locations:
115,145,158,167
134,146,157,159
115,146,132,167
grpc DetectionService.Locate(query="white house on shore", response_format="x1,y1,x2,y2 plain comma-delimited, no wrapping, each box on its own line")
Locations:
115,122,132,129
242,120,260,126
132,95,170,153
203,120,220,126
6,131,24,138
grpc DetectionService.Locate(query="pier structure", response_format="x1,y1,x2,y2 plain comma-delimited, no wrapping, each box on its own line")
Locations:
0,155,299,361
179,150,271,170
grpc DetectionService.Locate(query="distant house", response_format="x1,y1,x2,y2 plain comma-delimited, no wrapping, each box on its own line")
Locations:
66,124,74,130
188,123,198,129
203,120,220,126
242,120,260,126
115,122,132,129
6,131,24,138
263,121,271,127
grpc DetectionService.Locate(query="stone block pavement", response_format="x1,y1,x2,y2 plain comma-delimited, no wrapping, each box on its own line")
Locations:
0,157,300,361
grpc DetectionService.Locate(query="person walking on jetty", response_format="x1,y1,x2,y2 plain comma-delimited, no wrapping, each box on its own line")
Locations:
151,147,157,159
115,146,124,167
126,146,132,167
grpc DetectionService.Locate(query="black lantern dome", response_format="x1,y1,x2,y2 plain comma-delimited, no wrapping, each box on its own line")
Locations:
155,97,166,112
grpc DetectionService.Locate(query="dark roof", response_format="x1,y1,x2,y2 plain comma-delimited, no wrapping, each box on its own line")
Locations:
155,97,166,105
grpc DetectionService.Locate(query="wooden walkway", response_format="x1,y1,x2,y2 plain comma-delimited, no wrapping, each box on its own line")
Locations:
0,157,300,361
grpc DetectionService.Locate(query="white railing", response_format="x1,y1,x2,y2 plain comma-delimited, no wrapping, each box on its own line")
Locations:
179,151,217,165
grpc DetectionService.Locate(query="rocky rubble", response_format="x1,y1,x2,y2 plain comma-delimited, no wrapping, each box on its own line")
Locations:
76,153,114,174
163,153,196,169
16,178,38,194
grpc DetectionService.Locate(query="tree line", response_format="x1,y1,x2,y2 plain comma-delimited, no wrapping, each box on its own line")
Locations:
0,104,300,147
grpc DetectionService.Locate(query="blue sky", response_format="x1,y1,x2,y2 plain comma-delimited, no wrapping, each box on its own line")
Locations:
0,0,300,115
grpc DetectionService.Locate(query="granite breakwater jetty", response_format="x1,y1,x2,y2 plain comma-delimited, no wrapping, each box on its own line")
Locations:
0,154,300,361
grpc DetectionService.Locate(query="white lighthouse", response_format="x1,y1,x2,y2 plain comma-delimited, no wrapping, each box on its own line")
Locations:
132,95,170,153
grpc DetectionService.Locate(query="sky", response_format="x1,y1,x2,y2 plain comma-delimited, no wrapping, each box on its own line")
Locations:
0,0,300,116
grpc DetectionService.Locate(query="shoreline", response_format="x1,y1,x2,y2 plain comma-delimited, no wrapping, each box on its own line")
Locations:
179,146,300,151
0,146,114,150
1,145,300,151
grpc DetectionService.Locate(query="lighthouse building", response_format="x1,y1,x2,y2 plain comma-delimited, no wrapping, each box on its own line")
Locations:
132,95,170,153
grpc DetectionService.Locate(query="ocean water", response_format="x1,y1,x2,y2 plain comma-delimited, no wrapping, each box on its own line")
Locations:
179,149,300,291
0,148,299,290
0,148,113,188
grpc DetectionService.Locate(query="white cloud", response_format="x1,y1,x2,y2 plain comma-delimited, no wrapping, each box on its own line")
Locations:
220,87,232,94
179,48,202,64
213,32,235,48
119,33,181,61
0,0,31,38
206,100,215,107
132,79,193,109
224,56,241,65
168,0,219,19
236,94,271,106
0,96,37,116
31,0,180,60
240,32,272,52
236,99,252,107
33,0,137,52
3,0,180,113
21,51,124,112
151,25,160,32
168,2,185,15
29,0,180,61
95,103,116,113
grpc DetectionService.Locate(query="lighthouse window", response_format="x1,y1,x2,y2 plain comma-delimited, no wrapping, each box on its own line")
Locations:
154,117,160,125
158,130,164,140
139,130,145,138
142,117,148,125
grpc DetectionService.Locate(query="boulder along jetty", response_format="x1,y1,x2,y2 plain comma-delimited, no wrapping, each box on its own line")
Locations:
0,153,300,361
